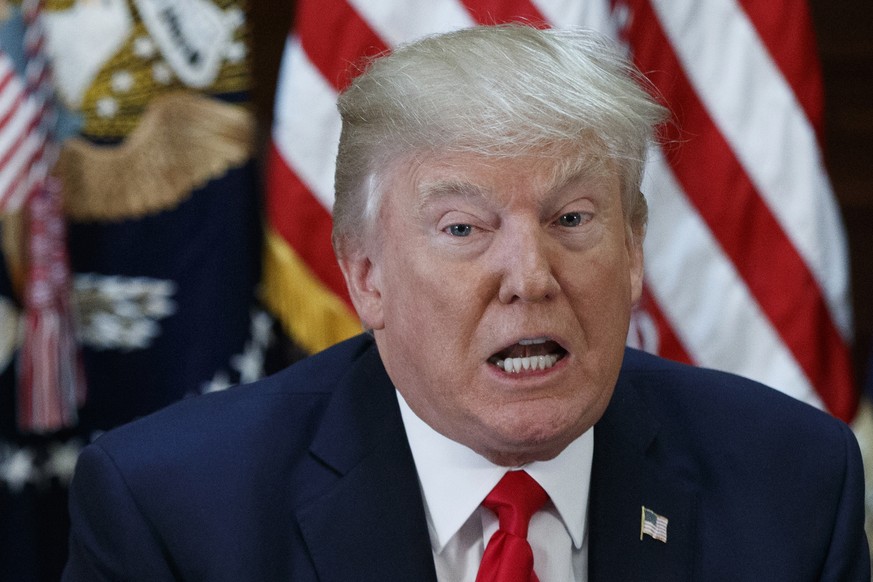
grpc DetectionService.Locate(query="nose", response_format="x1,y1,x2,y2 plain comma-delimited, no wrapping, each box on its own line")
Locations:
496,223,560,304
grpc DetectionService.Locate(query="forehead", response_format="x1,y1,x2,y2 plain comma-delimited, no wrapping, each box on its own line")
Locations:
395,150,614,207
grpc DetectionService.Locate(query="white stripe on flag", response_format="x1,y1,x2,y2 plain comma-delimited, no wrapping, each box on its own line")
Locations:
347,0,474,46
272,35,341,212
643,148,824,409
531,0,614,32
649,0,852,339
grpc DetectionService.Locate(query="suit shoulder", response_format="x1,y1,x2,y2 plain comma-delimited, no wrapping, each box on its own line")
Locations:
275,333,375,393
89,334,376,471
618,347,851,449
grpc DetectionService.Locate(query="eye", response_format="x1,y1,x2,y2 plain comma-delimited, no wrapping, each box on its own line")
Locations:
556,212,585,227
445,224,473,237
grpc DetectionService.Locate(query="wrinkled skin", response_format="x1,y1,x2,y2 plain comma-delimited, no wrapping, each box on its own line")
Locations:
338,152,643,467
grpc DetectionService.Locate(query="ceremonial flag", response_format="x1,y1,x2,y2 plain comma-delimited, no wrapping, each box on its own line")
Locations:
45,0,263,427
617,0,855,421
264,0,856,421
1,2,266,579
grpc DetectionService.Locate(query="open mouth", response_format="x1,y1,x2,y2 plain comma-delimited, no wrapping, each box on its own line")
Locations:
488,337,568,374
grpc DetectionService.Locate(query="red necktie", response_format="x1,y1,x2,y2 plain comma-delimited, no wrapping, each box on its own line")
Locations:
475,470,549,582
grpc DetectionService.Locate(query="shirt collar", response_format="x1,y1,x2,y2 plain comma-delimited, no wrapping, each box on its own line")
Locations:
397,390,593,552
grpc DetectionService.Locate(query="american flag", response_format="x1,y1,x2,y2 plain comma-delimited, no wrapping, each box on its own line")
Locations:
641,506,669,542
11,0,86,433
0,50,45,214
263,0,856,421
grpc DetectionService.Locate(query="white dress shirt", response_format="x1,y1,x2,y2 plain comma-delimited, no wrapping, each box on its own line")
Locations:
397,391,593,582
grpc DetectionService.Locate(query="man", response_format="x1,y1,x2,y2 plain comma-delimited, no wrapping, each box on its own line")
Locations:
63,25,868,581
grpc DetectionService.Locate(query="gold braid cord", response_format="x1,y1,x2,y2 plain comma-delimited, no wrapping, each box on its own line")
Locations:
0,211,24,295
58,92,255,222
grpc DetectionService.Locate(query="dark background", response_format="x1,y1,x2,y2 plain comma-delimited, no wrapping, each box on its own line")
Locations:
809,0,873,385
246,1,873,385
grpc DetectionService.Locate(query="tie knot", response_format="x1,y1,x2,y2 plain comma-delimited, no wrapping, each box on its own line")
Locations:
483,471,548,538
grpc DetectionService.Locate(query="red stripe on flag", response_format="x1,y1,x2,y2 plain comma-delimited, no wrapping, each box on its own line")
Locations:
624,0,855,419
266,142,352,309
460,0,548,27
736,0,825,142
295,0,389,92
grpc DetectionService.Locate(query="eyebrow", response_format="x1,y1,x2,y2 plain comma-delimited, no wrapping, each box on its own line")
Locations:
417,166,587,202
417,180,489,208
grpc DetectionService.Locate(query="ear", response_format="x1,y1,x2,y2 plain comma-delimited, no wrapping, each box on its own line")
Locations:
626,191,647,306
337,247,385,331
628,230,645,306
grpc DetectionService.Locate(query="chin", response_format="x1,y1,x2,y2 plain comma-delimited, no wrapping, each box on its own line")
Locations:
477,438,569,467
474,410,587,467
430,394,588,466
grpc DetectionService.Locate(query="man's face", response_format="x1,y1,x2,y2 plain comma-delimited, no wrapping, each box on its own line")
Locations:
340,152,643,466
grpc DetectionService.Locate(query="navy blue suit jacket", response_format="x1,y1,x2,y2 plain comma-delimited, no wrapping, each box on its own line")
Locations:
63,334,869,581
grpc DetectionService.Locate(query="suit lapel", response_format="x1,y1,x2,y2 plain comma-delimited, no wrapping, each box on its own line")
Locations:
295,343,438,582
589,359,698,581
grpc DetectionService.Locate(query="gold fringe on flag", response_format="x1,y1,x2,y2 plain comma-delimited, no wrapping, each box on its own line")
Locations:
261,228,361,355
57,92,255,222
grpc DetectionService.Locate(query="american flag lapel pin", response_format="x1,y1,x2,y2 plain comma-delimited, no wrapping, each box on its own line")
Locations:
640,506,668,543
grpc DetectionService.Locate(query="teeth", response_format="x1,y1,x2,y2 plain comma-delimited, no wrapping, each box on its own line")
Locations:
495,354,559,373
518,337,548,346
